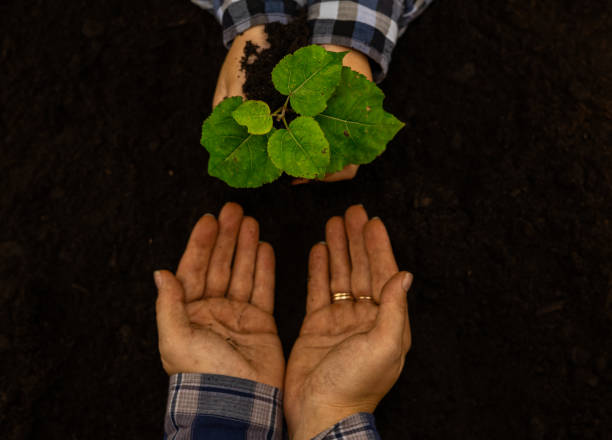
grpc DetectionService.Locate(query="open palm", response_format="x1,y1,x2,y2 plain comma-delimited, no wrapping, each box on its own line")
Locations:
155,202,284,389
284,205,413,439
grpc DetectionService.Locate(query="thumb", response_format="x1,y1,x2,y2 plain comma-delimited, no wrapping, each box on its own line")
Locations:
154,270,190,339
370,271,412,342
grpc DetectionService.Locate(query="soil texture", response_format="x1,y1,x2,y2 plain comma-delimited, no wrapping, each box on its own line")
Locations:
242,13,311,112
1,1,611,439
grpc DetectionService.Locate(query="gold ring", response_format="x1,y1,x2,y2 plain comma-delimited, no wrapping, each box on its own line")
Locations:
331,292,354,303
356,296,376,303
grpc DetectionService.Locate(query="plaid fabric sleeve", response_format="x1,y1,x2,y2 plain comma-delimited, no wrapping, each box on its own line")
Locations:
164,373,283,440
312,413,381,440
191,0,307,48
309,0,435,82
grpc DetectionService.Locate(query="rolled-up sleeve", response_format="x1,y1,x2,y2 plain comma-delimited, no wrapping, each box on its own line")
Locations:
191,0,434,81
308,0,435,82
312,413,381,439
191,0,307,47
164,373,283,440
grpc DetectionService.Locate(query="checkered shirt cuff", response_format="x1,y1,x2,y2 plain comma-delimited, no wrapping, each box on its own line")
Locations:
312,413,381,439
191,0,306,47
309,0,435,82
164,373,283,440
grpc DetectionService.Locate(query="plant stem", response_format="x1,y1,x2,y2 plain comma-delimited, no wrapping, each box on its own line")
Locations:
272,96,291,122
281,96,290,119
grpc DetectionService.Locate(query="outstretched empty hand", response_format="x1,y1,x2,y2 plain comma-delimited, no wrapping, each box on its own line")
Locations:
155,202,413,438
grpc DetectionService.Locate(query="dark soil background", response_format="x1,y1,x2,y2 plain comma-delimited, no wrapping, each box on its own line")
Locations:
2,1,612,439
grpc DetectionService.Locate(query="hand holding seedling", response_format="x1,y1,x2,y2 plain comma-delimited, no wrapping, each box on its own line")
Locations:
154,202,285,389
284,205,413,440
212,25,269,108
204,43,404,188
290,44,373,185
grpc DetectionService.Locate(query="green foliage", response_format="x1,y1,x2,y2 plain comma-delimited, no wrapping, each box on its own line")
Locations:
201,97,281,188
232,100,273,135
315,67,405,173
268,116,329,179
200,45,405,188
272,45,345,117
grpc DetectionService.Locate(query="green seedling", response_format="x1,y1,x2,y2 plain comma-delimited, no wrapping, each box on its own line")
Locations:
201,45,404,188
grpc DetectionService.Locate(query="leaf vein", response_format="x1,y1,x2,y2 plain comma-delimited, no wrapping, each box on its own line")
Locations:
210,134,253,172
318,114,376,127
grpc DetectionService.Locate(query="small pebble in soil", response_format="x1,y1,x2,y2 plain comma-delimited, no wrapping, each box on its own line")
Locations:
536,300,565,316
529,416,546,440
594,355,607,373
414,196,433,208
569,80,591,101
0,334,11,352
118,324,132,344
574,368,599,387
451,62,476,83
451,132,462,149
82,19,106,38
570,346,591,366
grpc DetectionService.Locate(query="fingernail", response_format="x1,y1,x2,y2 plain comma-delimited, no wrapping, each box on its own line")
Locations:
204,213,214,218
318,241,327,245
372,216,381,221
402,272,412,291
154,271,163,289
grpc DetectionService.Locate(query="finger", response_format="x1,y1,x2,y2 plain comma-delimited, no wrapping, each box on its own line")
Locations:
364,217,399,301
176,214,218,302
344,205,371,297
322,164,359,182
251,241,275,314
204,202,244,297
368,272,412,353
227,217,260,301
155,270,191,342
291,178,311,185
306,242,331,314
325,217,352,295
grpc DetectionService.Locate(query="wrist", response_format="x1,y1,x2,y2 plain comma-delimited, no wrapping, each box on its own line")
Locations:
289,402,375,440
319,44,373,81
234,24,268,46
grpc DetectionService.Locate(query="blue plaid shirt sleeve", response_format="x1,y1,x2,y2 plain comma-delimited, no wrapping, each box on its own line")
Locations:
192,0,434,83
313,413,381,439
164,373,283,440
164,373,381,439
191,0,308,48
309,0,434,82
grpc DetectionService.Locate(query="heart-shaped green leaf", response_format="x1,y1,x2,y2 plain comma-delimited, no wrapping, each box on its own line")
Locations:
201,97,281,188
267,116,330,178
231,100,273,135
272,46,345,116
315,67,405,173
